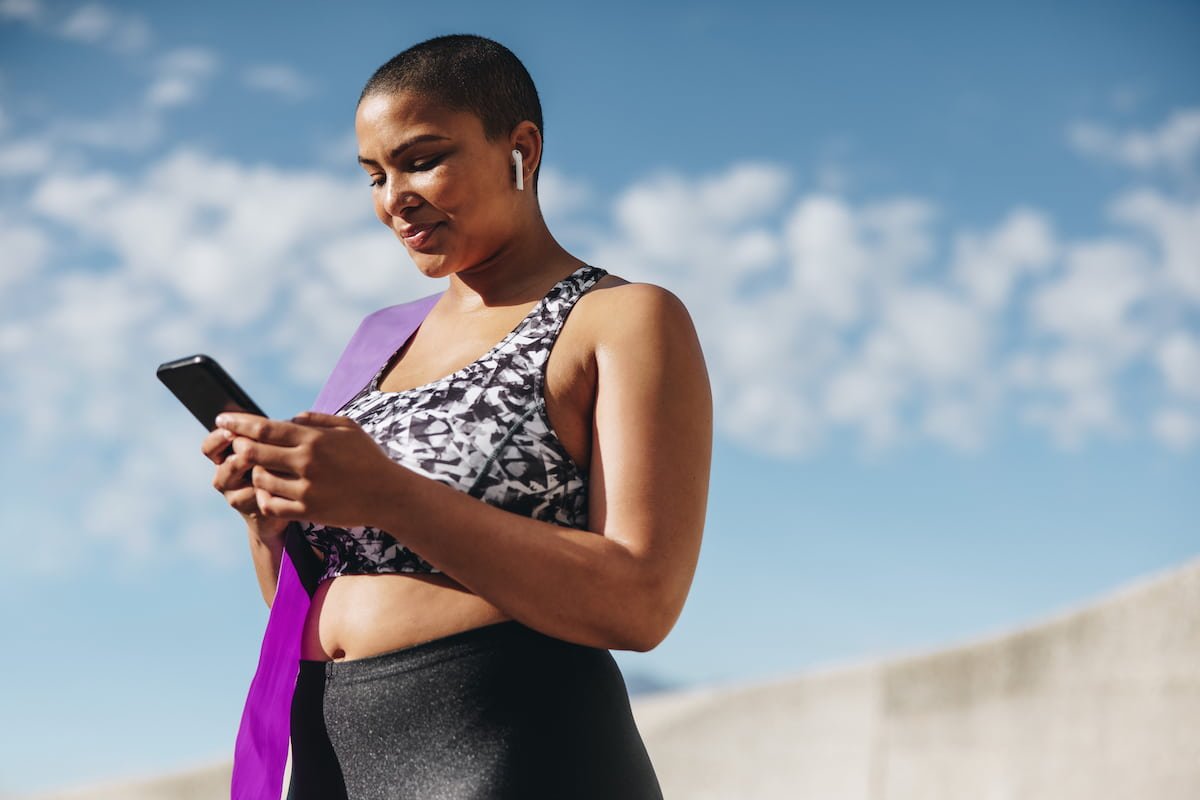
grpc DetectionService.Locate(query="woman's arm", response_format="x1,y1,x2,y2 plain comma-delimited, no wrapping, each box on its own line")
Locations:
201,428,290,607
220,283,712,650
244,523,286,606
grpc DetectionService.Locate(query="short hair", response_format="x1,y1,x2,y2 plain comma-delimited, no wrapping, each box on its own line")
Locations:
359,35,543,144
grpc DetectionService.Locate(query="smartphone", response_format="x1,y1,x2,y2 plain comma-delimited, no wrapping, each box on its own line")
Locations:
156,354,267,431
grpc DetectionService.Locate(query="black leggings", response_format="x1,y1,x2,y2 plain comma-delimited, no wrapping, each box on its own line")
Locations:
288,621,663,800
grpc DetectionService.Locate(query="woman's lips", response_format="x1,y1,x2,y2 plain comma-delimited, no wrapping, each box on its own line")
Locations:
399,222,441,251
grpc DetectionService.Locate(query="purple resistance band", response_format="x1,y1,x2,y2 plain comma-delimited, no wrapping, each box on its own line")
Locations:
230,293,440,800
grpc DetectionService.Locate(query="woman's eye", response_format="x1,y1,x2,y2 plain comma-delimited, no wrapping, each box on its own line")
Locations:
411,154,444,171
369,175,385,187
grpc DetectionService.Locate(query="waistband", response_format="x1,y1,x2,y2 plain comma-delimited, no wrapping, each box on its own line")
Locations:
297,621,579,683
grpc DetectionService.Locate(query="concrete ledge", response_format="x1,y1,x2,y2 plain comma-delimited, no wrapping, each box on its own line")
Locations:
635,558,1200,799
28,762,230,800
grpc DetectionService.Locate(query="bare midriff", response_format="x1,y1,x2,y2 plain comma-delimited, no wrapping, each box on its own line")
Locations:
300,573,510,662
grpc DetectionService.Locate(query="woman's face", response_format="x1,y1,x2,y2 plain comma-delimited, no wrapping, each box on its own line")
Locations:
355,91,520,278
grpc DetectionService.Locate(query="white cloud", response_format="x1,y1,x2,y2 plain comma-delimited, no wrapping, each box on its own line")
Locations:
813,161,851,194
603,163,788,284
145,47,219,109
1029,239,1149,356
880,287,988,384
586,165,988,456
1025,392,1121,450
60,2,114,39
1068,108,1200,175
922,397,989,452
1019,347,1124,448
1110,188,1200,302
145,78,197,109
0,221,49,291
819,283,995,453
0,0,152,58
1151,408,1200,451
318,127,360,168
574,149,1197,458
58,3,150,53
0,137,53,175
859,199,938,273
783,195,936,327
0,0,41,23
52,108,162,151
785,195,868,325
538,164,592,221
314,229,430,302
823,359,905,449
242,64,312,101
700,162,792,225
6,46,219,157
30,148,374,328
724,381,825,458
1156,332,1200,399
952,207,1055,309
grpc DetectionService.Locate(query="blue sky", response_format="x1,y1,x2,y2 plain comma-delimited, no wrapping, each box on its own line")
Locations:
2,0,1198,793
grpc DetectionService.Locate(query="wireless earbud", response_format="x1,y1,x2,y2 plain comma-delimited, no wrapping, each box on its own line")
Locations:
512,149,524,191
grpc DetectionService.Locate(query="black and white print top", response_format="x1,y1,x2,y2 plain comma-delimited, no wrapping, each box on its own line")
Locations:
300,265,605,582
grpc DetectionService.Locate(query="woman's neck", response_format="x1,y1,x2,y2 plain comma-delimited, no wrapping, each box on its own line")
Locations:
445,227,585,310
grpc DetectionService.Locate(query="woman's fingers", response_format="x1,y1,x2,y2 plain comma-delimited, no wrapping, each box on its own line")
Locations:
208,447,259,515
225,484,261,516
231,435,305,475
201,427,236,463
254,490,306,520
250,471,307,519
215,411,379,524
250,464,309,503
212,450,251,491
291,411,355,428
216,413,309,446
204,414,311,519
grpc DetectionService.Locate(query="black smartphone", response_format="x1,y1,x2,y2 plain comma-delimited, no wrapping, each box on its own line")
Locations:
156,354,267,431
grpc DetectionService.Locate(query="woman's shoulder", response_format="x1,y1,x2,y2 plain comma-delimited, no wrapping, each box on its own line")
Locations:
579,274,696,332
569,273,704,363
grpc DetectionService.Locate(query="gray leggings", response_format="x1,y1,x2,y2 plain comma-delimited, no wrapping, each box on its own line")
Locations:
288,621,663,800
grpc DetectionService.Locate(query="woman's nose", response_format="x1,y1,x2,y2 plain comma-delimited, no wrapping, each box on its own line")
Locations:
383,181,419,216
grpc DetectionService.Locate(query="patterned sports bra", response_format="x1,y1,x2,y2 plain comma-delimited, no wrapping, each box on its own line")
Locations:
300,265,605,582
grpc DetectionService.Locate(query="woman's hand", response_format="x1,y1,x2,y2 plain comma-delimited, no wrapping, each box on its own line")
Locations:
214,411,399,529
201,426,290,542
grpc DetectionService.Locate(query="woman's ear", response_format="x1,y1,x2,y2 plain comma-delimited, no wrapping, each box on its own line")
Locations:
509,120,542,191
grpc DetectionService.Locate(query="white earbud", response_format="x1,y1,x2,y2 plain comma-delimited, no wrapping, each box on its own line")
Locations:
512,149,524,191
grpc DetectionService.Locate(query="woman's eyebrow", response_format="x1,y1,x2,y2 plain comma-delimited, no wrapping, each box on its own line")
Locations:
357,134,451,166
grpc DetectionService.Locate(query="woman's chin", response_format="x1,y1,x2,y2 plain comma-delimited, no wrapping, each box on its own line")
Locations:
406,253,459,280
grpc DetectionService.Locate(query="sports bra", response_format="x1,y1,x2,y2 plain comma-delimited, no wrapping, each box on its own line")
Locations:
299,265,606,582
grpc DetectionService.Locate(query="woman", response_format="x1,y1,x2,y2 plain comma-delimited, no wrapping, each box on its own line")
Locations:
203,34,711,799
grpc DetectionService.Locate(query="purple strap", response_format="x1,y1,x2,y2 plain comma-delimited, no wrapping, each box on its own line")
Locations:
231,293,440,800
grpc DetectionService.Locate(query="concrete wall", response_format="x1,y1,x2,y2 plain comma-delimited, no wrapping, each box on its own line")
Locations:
32,558,1200,799
636,557,1200,799
26,763,231,800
